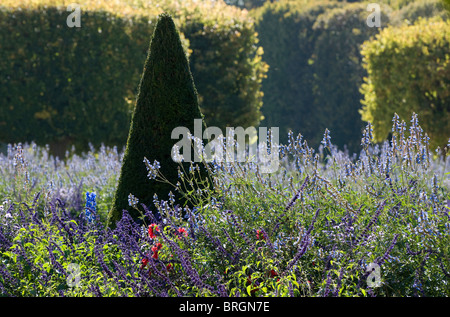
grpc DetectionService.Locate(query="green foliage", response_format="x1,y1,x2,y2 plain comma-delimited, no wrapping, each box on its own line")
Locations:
253,0,340,146
390,0,449,25
0,0,266,155
0,7,136,156
182,10,267,130
443,0,450,11
360,18,450,150
254,0,390,153
107,14,208,228
224,0,271,9
309,3,392,152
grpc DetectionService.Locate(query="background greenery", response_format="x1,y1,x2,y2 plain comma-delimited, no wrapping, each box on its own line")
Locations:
252,0,448,152
0,0,449,156
360,17,450,151
0,0,266,156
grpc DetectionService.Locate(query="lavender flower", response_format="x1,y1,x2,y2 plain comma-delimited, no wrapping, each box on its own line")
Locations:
285,176,309,212
375,234,399,267
128,193,139,208
392,113,400,133
143,157,160,180
321,129,331,149
361,123,373,150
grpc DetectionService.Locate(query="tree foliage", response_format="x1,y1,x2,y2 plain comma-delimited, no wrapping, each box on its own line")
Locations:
390,0,448,24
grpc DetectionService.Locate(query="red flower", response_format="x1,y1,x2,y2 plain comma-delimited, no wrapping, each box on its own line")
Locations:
140,257,149,270
166,263,173,272
148,223,159,239
246,275,260,295
256,230,266,240
151,243,162,259
267,269,280,282
151,250,159,260
178,227,188,238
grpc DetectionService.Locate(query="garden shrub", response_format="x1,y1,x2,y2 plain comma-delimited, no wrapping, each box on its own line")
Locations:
107,14,209,229
360,17,450,151
0,0,266,155
180,2,267,130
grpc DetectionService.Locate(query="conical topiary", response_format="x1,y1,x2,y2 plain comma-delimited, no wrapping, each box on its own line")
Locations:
107,13,208,229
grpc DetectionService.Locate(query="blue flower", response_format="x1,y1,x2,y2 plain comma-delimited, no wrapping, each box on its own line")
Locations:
143,157,160,180
85,191,96,223
392,113,400,133
128,193,139,207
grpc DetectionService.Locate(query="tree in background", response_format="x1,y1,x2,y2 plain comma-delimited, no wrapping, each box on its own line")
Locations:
107,14,208,228
360,18,450,151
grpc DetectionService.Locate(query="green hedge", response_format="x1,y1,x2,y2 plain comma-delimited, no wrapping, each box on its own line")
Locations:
108,13,209,228
0,7,137,155
0,0,267,155
253,0,340,147
390,0,448,24
308,2,392,152
360,17,450,150
253,1,391,153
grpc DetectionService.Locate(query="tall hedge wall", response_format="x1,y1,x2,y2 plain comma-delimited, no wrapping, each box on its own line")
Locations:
253,0,390,153
360,17,450,151
253,0,340,147
0,0,267,155
309,2,391,152
390,0,448,24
